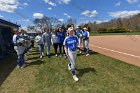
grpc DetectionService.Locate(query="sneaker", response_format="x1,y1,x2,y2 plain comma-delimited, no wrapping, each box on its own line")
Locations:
86,53,90,56
64,55,67,58
16,65,20,68
42,52,45,56
55,54,58,57
73,75,79,82
40,55,43,58
59,54,62,57
79,51,82,54
68,64,71,70
20,64,25,69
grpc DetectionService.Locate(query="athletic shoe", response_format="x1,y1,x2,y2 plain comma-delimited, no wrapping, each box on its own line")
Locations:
20,66,24,69
42,52,45,56
40,55,43,58
20,64,25,69
55,54,58,57
59,54,62,57
16,65,20,68
73,75,79,82
68,64,71,70
86,53,90,56
79,51,82,54
64,55,67,58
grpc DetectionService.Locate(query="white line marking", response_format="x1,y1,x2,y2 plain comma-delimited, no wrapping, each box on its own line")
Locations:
90,44,140,59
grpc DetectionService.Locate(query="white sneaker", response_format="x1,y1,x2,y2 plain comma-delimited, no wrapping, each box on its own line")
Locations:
73,75,79,82
20,64,26,69
42,53,44,56
79,51,82,54
68,64,71,70
86,53,90,56
40,55,43,58
16,65,20,68
55,54,58,57
60,54,62,57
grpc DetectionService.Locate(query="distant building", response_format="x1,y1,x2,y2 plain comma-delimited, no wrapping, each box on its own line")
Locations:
27,30,37,36
0,18,20,59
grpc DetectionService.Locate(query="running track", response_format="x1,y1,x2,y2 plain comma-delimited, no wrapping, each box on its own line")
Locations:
89,35,140,67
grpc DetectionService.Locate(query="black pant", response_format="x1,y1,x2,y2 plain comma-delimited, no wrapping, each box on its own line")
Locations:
58,43,65,54
53,43,58,54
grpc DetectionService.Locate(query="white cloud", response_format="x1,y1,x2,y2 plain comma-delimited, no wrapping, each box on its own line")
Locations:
109,10,140,18
19,7,23,9
67,15,71,18
0,0,19,13
90,10,98,17
33,13,44,19
64,13,71,18
0,15,4,18
23,2,28,6
48,7,52,10
95,20,109,24
127,0,138,3
18,19,30,22
81,10,90,16
58,18,64,22
64,13,68,16
81,10,98,17
115,1,121,6
59,0,71,4
43,0,56,6
43,0,71,6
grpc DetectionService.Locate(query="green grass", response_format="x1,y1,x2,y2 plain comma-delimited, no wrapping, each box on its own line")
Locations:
0,47,140,93
90,31,140,36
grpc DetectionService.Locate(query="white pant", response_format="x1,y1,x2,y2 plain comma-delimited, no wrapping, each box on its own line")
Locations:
67,49,77,69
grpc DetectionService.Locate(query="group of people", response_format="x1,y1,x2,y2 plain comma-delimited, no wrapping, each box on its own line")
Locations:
12,24,90,81
35,26,90,59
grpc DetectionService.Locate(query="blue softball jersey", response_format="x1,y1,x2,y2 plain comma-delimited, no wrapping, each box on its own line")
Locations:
63,35,78,51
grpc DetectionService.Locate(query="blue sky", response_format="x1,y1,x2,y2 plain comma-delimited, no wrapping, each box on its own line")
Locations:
0,0,140,27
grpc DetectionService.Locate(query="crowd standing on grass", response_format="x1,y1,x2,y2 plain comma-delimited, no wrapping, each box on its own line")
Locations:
12,24,90,81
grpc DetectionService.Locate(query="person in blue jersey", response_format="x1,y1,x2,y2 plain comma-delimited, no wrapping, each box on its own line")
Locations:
13,28,25,68
35,31,44,58
63,27,79,82
42,27,51,58
51,30,59,57
83,27,90,56
57,27,66,57
76,26,83,53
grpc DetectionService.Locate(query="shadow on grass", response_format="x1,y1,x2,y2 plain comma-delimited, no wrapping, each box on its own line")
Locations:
25,60,45,67
0,54,17,86
27,56,40,60
89,51,99,55
29,52,39,55
76,67,97,77
77,51,99,56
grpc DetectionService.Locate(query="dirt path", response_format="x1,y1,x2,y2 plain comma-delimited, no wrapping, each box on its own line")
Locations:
89,35,140,67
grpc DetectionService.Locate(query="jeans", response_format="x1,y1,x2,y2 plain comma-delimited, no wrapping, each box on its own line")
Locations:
38,44,44,55
14,46,25,67
45,42,50,55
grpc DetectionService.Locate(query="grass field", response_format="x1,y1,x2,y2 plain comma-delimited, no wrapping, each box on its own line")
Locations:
90,31,140,36
0,46,140,93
